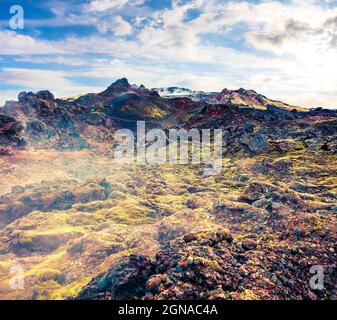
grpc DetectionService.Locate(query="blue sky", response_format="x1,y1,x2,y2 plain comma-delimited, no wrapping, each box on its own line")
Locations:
1,0,337,108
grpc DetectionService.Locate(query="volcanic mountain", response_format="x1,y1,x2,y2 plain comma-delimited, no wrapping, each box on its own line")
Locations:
73,78,173,123
153,86,307,112
0,78,330,153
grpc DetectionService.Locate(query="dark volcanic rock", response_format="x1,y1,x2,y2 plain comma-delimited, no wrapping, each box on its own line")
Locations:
2,90,92,149
75,230,336,300
0,114,25,149
99,78,131,97
0,179,107,227
241,238,257,251
248,134,269,153
77,255,155,300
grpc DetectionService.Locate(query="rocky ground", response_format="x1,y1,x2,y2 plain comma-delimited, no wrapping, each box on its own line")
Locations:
0,79,336,300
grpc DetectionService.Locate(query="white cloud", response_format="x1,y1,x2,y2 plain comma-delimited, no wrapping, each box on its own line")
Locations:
84,0,144,12
0,68,73,89
114,17,133,36
85,0,129,12
15,55,89,66
0,68,102,101
0,31,64,55
0,90,20,107
79,58,237,94
79,57,337,108
1,0,337,108
97,16,132,37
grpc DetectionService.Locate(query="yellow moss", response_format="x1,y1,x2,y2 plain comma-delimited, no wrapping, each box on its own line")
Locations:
47,276,93,300
194,257,221,269
240,289,260,300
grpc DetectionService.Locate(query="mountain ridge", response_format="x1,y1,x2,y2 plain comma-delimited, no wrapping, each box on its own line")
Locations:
0,78,336,155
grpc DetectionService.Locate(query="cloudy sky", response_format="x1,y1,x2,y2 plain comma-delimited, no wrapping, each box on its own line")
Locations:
1,0,337,108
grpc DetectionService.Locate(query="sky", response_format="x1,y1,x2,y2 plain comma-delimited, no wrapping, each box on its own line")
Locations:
1,0,337,108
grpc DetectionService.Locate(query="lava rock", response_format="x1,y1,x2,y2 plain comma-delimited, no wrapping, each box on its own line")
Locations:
241,239,257,251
